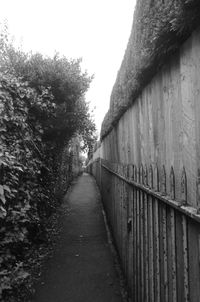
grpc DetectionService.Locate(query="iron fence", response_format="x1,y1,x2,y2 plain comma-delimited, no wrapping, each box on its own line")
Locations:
87,158,200,302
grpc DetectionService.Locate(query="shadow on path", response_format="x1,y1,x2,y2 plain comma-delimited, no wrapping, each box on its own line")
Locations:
32,173,124,302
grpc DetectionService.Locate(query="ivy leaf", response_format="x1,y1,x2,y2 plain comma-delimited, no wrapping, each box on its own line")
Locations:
3,185,11,193
0,205,7,218
0,185,6,204
15,166,24,172
17,271,30,280
0,185,4,195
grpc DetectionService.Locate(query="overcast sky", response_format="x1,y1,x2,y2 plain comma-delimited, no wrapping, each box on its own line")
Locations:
0,0,136,135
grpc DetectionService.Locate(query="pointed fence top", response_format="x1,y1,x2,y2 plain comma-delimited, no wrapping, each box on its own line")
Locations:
144,165,148,186
170,166,175,200
139,164,144,184
181,166,187,204
149,164,153,189
161,165,166,194
154,164,160,191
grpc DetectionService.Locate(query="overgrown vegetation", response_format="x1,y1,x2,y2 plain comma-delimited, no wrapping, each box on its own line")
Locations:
0,23,96,300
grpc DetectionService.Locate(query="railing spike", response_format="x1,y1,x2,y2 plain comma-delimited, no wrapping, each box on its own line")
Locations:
121,164,126,177
181,166,187,205
132,165,135,181
126,164,128,178
127,164,129,179
127,164,132,179
127,164,130,180
144,164,148,186
135,165,138,183
154,164,159,191
122,164,125,177
170,166,175,200
125,164,128,178
140,164,144,184
161,165,166,195
149,164,153,189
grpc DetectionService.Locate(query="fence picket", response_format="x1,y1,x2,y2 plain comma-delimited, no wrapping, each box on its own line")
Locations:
170,208,177,302
133,165,137,302
162,165,166,195
123,164,128,276
181,167,187,205
154,165,161,302
139,164,145,302
170,166,175,200
88,159,200,302
136,165,141,302
144,166,149,302
148,165,154,302
127,164,134,296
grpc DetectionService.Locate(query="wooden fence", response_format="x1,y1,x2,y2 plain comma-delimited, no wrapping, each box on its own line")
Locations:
87,158,200,302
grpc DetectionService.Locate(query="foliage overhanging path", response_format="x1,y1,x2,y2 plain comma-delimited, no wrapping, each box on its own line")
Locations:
0,23,97,300
33,173,124,302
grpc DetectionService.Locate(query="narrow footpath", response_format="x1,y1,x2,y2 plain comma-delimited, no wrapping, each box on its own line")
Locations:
32,173,124,302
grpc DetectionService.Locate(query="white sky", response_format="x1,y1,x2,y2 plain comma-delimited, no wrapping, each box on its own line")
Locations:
0,0,136,135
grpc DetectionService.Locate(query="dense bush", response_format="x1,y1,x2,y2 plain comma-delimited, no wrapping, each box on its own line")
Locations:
0,74,54,297
0,25,96,299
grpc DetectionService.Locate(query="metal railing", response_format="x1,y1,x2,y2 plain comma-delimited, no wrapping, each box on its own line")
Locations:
87,158,200,302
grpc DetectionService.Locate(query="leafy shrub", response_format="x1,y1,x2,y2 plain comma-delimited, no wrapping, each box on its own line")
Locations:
0,25,97,299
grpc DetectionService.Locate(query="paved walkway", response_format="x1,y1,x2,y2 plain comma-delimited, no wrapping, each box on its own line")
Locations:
32,173,124,302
